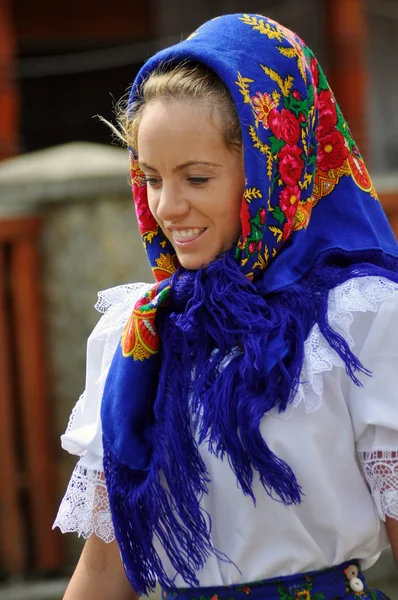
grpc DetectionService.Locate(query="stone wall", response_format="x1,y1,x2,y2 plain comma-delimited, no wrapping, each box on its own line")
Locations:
41,193,152,566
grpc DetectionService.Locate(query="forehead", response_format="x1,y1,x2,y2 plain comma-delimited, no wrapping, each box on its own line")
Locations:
137,99,226,161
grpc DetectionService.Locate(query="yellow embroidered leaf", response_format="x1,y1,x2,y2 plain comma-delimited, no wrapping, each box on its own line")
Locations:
272,90,281,106
301,127,308,156
248,126,274,179
277,46,297,58
249,126,269,155
245,187,263,201
266,153,273,179
264,244,270,264
239,14,283,42
241,257,249,266
160,240,167,248
297,54,307,84
253,254,267,270
155,253,175,272
261,65,294,97
144,230,158,244
235,71,254,103
300,173,313,190
269,225,283,244
272,247,278,258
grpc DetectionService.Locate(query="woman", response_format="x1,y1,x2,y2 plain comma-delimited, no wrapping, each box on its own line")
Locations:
55,13,398,600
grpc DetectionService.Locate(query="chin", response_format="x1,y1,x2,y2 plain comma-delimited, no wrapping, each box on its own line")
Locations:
177,253,215,271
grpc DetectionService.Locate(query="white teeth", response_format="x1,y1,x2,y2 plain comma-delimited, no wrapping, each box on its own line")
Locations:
173,228,205,240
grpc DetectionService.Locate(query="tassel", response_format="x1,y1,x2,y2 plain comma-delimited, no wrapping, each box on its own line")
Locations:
103,248,398,593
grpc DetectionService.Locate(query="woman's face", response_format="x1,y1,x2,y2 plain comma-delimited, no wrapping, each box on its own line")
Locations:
137,100,245,270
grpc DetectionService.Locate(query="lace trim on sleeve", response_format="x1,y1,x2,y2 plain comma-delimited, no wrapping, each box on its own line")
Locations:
53,457,114,543
94,282,152,315
273,276,398,419
94,282,153,397
358,450,398,521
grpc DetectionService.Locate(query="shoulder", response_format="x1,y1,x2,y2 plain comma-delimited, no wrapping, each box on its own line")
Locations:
90,281,153,342
278,276,398,419
330,276,398,356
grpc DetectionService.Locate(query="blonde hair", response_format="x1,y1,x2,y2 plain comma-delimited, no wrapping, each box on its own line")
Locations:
107,62,242,153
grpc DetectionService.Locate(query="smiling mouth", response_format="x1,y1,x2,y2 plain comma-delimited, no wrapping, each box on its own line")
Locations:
171,228,207,244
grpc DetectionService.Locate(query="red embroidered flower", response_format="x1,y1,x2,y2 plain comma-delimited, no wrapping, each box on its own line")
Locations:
252,92,276,128
280,185,301,221
283,221,293,242
310,57,319,88
248,241,256,254
270,109,300,145
278,145,304,186
135,193,157,235
292,90,302,101
317,89,337,138
268,108,281,138
281,110,301,145
259,207,266,225
240,197,252,239
280,185,300,243
317,130,349,172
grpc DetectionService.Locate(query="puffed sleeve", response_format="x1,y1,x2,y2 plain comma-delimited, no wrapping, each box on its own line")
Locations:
53,282,152,542
348,278,398,521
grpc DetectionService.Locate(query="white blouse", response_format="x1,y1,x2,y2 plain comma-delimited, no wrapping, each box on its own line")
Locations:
54,276,398,586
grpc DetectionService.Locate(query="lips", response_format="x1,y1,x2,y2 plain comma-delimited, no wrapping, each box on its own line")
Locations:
171,228,207,243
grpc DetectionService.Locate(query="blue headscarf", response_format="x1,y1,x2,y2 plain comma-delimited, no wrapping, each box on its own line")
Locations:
101,14,398,593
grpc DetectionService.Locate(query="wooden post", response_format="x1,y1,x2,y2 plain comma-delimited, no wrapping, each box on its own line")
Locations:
0,248,26,574
0,0,18,159
8,218,63,572
325,0,368,162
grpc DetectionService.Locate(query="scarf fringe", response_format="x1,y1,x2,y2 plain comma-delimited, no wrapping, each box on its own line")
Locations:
103,249,398,593
103,438,213,593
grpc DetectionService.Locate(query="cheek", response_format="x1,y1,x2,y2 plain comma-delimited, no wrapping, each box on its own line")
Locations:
220,193,243,244
147,191,159,220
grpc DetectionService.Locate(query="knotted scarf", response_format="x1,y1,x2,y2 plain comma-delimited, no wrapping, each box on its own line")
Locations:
101,14,398,594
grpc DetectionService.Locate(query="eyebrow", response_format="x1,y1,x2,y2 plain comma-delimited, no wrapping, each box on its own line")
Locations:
139,160,223,172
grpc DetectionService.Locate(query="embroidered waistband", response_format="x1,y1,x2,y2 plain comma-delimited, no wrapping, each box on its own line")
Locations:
162,561,384,600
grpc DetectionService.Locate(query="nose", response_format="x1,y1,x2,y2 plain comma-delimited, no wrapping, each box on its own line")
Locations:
156,181,190,222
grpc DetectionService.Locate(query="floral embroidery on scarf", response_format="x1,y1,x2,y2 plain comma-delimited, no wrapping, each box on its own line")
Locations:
131,157,160,244
153,253,179,281
235,15,377,278
121,284,170,360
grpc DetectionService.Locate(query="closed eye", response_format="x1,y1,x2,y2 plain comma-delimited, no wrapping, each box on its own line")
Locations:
188,177,211,185
144,177,161,188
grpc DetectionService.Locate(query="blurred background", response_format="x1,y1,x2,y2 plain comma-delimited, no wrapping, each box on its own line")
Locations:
0,0,397,598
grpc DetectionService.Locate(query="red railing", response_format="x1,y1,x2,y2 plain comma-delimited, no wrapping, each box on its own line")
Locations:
0,217,62,576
